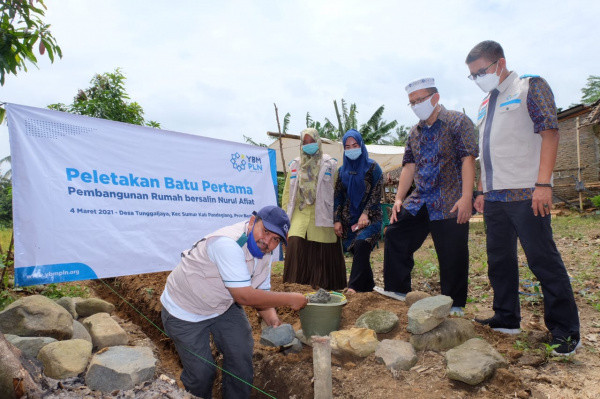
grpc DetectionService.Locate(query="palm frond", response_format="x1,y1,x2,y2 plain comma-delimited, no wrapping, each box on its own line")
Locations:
282,113,291,134
306,112,313,128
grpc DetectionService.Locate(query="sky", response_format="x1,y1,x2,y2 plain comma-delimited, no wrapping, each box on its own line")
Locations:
1,0,598,160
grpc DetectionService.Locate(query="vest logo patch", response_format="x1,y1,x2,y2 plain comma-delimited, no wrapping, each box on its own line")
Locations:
499,98,522,109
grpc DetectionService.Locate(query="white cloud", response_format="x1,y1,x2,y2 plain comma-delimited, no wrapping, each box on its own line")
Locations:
1,0,598,159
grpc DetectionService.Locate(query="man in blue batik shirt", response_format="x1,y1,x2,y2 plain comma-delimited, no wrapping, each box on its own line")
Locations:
466,40,580,356
377,77,478,316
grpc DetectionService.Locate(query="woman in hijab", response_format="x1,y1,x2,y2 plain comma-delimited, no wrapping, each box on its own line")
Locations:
334,129,383,293
282,128,347,290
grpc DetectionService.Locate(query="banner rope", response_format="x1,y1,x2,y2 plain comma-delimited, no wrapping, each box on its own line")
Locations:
98,278,277,399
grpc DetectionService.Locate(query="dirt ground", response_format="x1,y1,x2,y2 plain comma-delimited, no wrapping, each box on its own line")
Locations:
91,213,600,399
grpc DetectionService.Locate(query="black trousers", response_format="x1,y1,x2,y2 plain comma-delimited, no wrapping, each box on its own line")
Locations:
383,206,469,307
348,239,375,292
484,200,580,338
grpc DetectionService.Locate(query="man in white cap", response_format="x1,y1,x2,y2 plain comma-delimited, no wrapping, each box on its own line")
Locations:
376,78,478,316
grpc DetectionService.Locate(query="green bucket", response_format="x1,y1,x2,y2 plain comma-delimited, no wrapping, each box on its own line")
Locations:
299,291,347,338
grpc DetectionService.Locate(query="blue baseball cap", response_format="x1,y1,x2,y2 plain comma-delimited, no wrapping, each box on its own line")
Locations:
254,205,290,245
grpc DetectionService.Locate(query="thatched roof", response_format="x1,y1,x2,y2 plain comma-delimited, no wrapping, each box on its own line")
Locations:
558,99,600,127
583,99,600,126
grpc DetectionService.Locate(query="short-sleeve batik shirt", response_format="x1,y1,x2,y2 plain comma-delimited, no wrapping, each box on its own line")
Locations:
484,76,558,202
402,106,478,220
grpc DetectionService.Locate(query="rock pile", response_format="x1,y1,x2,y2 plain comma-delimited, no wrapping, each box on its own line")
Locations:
0,294,165,397
294,294,507,385
407,295,476,351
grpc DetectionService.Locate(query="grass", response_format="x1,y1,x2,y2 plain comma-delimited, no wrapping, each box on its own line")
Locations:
0,229,12,250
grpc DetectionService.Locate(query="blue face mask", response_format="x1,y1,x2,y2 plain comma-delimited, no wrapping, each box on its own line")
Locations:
246,224,264,259
302,143,319,155
345,148,362,160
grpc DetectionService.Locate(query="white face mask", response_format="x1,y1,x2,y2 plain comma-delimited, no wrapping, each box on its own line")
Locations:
411,97,436,121
474,65,503,93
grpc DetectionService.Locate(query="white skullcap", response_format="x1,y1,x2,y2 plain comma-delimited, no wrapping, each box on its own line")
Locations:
405,77,436,94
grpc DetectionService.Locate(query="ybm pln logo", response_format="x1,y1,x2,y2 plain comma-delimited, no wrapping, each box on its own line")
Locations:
230,152,264,173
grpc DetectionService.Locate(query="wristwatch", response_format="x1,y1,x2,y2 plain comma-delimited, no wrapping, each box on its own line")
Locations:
534,183,553,188
474,190,484,197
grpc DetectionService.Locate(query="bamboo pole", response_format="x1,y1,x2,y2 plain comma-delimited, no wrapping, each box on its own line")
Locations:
576,117,583,211
312,336,332,399
273,103,287,181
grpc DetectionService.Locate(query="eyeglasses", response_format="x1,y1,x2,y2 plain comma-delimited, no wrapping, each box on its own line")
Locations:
467,60,498,80
407,93,434,107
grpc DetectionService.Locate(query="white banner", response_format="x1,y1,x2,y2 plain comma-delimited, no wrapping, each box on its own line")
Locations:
6,104,279,287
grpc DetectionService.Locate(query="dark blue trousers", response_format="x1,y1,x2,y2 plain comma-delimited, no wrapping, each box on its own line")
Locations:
383,206,469,307
484,200,580,338
161,304,254,399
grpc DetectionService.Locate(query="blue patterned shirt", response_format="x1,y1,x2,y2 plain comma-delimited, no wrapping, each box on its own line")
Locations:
402,106,478,220
485,76,558,202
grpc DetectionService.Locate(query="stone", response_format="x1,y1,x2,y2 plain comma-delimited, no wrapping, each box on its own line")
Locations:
355,310,399,333
55,297,78,319
76,298,115,317
296,329,312,346
72,320,92,343
405,291,431,307
330,328,379,357
260,324,295,347
0,295,73,340
283,338,304,355
410,319,476,351
307,288,330,304
406,295,453,334
374,339,418,371
5,334,57,358
85,346,156,393
445,338,508,385
82,312,128,349
517,353,546,367
37,339,93,379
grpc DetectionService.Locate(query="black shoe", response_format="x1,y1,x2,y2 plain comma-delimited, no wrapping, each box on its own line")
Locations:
550,335,582,356
474,315,521,334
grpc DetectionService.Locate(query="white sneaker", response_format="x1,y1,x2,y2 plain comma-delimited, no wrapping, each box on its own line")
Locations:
450,307,464,317
373,286,406,301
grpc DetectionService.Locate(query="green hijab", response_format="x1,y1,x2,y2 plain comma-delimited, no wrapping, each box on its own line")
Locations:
298,128,322,210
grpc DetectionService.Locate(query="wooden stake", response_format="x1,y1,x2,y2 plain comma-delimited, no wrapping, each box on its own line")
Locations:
312,336,332,399
576,117,583,211
273,103,287,181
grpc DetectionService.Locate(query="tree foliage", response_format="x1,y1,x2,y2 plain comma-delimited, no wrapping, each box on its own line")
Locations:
306,112,337,140
0,0,62,85
379,125,410,146
359,105,398,144
305,100,404,145
340,99,358,133
0,180,12,228
48,68,160,127
243,135,267,147
0,156,12,227
581,75,600,105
